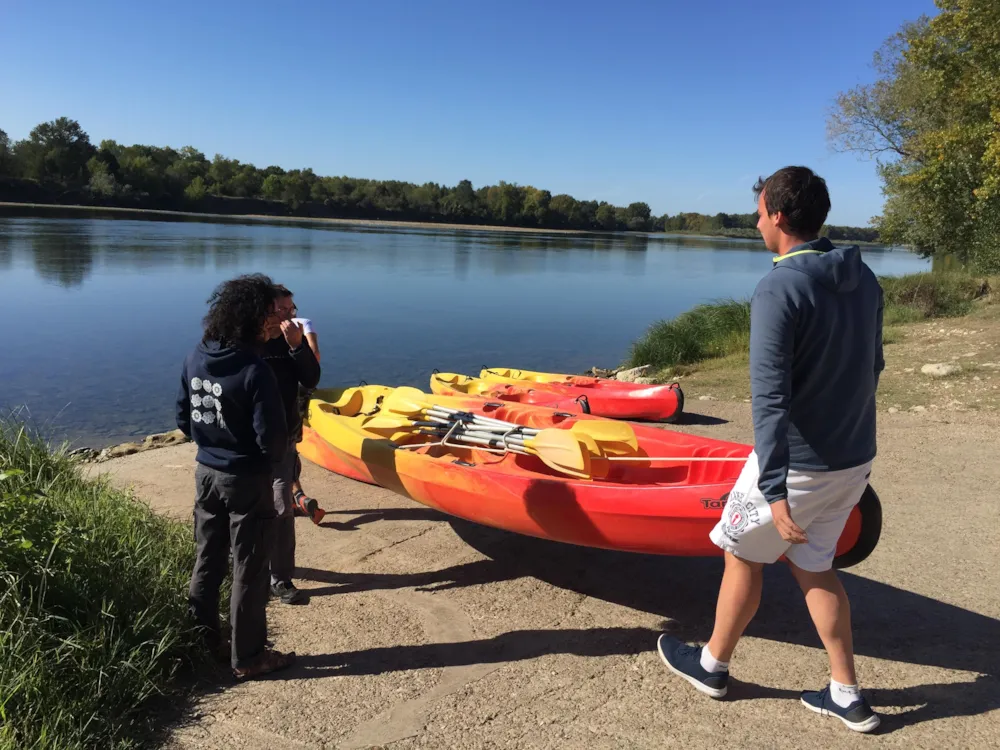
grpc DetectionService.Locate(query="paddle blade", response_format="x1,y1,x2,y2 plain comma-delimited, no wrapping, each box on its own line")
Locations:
570,421,638,451
523,428,590,474
363,413,416,433
574,431,610,479
382,386,433,417
591,440,641,457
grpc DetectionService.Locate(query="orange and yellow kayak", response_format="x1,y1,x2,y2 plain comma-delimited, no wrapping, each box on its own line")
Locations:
429,372,591,413
298,386,880,567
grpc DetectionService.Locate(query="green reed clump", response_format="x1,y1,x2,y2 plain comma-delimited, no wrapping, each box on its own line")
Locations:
0,419,208,749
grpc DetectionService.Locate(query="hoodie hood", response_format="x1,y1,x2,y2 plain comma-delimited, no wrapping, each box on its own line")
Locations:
199,339,262,360
199,339,230,357
773,237,862,293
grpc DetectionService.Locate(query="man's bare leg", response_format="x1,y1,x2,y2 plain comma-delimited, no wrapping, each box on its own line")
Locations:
788,563,856,685
705,551,765,663
655,550,764,699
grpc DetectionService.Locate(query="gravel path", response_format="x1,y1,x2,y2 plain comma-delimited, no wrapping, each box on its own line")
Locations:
95,401,1000,749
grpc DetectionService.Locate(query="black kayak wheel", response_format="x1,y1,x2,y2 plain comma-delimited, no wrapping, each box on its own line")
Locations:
660,382,685,424
832,483,883,570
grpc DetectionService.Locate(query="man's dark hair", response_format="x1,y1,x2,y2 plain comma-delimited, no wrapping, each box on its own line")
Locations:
202,273,278,346
273,284,293,298
753,166,831,237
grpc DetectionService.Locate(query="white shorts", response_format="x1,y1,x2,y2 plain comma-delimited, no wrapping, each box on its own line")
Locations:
709,451,873,572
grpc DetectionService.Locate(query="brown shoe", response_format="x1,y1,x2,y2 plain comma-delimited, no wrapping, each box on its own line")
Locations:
232,648,296,681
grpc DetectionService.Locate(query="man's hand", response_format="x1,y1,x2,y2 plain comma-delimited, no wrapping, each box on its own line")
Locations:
770,498,808,544
280,319,304,349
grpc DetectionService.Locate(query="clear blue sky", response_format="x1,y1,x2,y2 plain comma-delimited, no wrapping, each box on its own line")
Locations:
1,0,938,226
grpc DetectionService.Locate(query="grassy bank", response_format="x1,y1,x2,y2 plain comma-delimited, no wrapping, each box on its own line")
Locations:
0,420,209,749
627,272,994,371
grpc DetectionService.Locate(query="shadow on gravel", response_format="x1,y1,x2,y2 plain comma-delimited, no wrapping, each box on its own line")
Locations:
295,515,999,730
290,625,658,676
663,410,730,427
318,506,445,531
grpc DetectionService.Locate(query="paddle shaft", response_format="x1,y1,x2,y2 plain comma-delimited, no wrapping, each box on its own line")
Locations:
423,411,540,436
425,407,539,434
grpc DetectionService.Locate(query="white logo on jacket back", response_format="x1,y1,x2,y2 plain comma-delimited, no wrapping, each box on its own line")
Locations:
191,377,227,430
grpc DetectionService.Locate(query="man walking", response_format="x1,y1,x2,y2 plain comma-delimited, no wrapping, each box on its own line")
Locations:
177,272,296,680
656,166,885,733
261,284,321,604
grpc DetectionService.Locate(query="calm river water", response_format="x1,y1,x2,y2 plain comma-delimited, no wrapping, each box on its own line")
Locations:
0,215,929,447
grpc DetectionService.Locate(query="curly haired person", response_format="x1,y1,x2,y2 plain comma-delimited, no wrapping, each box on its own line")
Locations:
176,273,296,680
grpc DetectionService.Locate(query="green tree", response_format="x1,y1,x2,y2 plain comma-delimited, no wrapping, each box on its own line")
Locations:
548,194,577,228
486,181,524,224
184,176,207,201
828,0,1000,270
625,201,652,231
261,174,283,200
596,203,617,230
0,128,10,176
441,179,479,219
14,117,95,185
166,146,208,189
522,187,552,226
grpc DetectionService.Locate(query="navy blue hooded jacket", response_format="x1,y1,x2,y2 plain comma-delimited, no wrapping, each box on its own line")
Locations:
176,340,288,474
259,334,321,440
749,237,884,503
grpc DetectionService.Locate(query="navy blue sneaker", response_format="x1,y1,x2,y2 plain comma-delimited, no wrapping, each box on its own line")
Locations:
656,634,728,698
800,686,881,733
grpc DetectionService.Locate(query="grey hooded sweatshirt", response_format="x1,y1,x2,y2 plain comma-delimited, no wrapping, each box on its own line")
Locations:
749,237,884,503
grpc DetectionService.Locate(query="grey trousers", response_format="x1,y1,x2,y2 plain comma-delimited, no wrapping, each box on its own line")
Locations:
270,442,297,586
188,464,274,670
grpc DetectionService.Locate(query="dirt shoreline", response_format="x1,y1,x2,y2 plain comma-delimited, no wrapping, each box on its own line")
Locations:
0,201,611,236
92,398,1000,749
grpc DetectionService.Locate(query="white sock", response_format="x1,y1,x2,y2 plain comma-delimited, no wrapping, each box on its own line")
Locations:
830,680,861,708
699,645,729,673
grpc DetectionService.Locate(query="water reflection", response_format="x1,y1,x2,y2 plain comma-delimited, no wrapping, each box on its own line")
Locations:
32,224,94,287
0,232,11,271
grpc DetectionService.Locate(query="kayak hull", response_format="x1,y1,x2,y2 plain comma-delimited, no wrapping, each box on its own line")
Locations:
298,386,879,567
479,368,684,422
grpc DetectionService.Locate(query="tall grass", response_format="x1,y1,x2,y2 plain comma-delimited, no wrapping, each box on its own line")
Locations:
627,272,993,370
880,272,991,324
0,419,207,749
627,299,751,369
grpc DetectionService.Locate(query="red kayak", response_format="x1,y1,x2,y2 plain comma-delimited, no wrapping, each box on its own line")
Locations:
299,386,880,568
477,367,684,422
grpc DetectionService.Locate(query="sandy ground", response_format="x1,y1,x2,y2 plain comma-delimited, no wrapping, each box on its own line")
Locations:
93,401,1000,750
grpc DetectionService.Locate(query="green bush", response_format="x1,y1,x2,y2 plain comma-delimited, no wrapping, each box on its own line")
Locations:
627,299,751,369
0,421,207,749
880,272,991,320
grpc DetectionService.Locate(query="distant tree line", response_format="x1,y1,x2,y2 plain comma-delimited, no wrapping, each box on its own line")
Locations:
0,117,878,241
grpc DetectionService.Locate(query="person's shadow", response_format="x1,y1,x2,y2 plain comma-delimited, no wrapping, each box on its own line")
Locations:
319,507,443,532
292,482,998,732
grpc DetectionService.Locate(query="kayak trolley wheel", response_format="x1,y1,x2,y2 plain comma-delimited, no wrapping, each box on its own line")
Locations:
832,484,882,570
660,383,685,424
